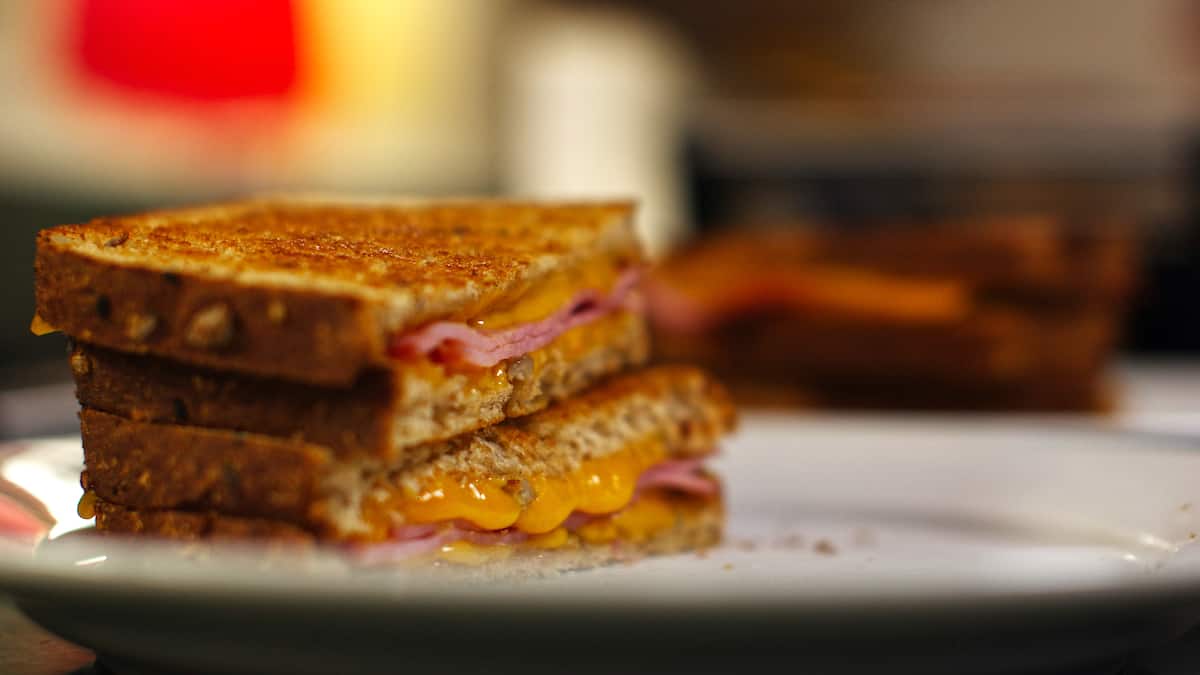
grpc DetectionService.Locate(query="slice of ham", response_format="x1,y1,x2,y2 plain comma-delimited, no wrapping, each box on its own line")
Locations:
351,532,451,565
350,523,532,565
635,458,720,498
349,458,719,564
389,268,642,367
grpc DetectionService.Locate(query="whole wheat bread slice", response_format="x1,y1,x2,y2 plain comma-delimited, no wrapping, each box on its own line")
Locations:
36,199,640,386
71,310,649,457
80,366,736,539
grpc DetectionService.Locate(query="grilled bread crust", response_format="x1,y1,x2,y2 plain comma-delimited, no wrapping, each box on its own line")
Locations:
36,199,639,386
80,366,736,532
94,500,314,542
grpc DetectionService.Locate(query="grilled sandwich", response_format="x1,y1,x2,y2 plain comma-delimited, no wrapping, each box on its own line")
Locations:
34,198,736,566
648,221,1133,411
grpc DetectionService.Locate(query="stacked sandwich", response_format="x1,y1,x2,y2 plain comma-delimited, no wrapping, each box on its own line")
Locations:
33,199,734,564
649,218,1135,411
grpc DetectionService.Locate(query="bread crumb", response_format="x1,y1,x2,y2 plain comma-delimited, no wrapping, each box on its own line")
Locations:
1182,503,1193,512
722,563,734,571
508,355,533,383
813,539,837,556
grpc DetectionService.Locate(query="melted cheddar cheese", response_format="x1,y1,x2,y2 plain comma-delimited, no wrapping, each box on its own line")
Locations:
359,439,667,540
402,355,512,390
77,490,97,519
575,492,679,545
432,491,688,564
30,314,58,336
465,256,621,330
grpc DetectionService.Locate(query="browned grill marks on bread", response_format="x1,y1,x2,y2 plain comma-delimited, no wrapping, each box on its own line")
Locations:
35,199,640,385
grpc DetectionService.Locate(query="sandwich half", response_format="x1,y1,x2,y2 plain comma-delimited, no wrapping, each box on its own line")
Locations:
647,222,1132,411
36,199,648,451
78,366,734,563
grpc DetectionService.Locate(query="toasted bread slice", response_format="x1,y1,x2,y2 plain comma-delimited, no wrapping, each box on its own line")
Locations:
71,310,649,457
91,492,723,573
80,366,735,540
36,199,639,385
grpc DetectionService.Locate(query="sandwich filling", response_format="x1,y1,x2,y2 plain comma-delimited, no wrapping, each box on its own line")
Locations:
390,266,642,367
353,488,713,564
348,455,718,562
354,446,716,538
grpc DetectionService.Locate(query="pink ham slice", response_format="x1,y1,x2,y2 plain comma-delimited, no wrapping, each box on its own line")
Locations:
635,458,720,497
351,532,450,564
351,523,532,565
389,269,642,367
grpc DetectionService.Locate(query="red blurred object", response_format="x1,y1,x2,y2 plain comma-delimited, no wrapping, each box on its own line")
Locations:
70,0,299,102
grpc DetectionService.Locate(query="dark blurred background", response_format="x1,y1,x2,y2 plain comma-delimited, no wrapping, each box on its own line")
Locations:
2,0,1198,387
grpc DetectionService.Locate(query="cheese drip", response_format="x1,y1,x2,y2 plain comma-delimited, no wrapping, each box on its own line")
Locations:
434,490,690,563
360,440,667,538
465,256,620,329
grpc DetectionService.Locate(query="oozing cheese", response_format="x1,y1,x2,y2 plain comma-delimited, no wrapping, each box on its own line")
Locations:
30,314,58,336
433,491,689,564
575,491,679,544
359,439,667,539
77,490,97,519
465,256,621,330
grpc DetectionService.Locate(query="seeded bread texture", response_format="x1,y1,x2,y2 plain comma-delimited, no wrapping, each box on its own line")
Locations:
81,366,736,534
36,199,639,386
72,311,649,457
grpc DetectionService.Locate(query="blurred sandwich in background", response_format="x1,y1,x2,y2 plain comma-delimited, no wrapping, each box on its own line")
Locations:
647,217,1137,411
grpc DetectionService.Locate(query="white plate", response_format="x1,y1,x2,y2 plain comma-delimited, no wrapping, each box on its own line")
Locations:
2,414,1200,675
